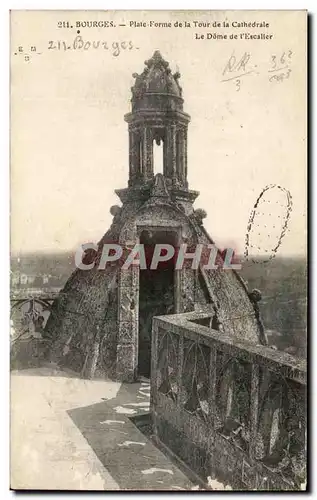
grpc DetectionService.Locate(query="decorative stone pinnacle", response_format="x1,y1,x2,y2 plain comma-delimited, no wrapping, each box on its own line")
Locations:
144,50,169,69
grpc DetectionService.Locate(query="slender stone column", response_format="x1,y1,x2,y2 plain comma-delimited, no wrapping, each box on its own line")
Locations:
183,127,188,188
116,266,139,382
177,127,186,186
142,127,153,180
163,138,168,178
128,130,137,184
129,128,143,185
165,124,177,183
170,124,177,184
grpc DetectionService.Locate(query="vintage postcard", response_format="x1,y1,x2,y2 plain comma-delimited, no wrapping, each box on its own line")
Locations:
10,10,307,491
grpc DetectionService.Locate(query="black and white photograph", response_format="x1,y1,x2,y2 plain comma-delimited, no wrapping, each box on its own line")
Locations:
9,9,307,491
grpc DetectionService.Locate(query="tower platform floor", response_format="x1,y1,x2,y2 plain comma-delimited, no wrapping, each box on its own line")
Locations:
10,364,195,491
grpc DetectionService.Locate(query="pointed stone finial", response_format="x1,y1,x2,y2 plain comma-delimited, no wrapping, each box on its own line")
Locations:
145,50,169,69
152,50,163,60
150,174,170,198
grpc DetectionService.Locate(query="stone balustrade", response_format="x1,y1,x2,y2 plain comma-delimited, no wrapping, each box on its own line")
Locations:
151,312,306,491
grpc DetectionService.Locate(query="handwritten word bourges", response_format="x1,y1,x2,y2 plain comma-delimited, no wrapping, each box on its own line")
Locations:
48,36,137,56
13,36,138,62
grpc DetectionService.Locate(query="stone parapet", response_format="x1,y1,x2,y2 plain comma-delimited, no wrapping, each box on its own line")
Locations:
151,312,307,491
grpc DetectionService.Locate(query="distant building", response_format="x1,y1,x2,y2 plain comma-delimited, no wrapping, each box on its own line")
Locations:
13,273,37,287
20,274,28,285
11,272,20,286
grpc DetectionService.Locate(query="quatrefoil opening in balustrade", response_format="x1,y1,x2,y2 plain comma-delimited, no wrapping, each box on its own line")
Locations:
182,340,210,421
256,370,306,486
215,355,252,452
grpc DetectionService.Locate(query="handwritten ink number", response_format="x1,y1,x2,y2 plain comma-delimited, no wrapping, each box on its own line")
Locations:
236,79,241,92
271,55,277,69
272,50,292,68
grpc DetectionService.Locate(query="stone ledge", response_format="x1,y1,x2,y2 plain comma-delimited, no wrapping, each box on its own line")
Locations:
153,313,306,384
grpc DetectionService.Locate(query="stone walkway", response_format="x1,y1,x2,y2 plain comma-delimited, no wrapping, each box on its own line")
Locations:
10,365,194,491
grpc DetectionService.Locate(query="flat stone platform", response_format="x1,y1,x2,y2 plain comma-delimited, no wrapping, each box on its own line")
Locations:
10,365,194,491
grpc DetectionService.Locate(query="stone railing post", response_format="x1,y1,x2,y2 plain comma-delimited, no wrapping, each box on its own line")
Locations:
207,344,217,479
151,318,161,442
150,319,159,408
249,363,260,461
176,333,185,407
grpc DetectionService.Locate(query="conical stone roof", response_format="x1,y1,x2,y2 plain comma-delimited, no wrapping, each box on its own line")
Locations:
131,51,183,110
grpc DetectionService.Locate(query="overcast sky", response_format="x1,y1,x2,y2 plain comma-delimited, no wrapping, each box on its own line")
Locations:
11,10,306,256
